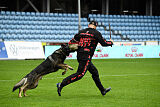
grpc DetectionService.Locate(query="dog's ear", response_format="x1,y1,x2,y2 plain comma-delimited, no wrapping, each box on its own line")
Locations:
61,43,67,46
61,43,68,48
61,44,66,48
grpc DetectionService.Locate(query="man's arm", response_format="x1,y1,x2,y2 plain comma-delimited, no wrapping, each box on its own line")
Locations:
68,34,79,44
96,32,113,46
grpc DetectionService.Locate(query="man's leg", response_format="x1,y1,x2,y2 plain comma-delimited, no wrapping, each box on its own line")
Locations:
88,62,105,91
88,62,111,95
57,59,90,96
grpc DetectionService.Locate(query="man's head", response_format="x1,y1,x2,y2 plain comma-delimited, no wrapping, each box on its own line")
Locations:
88,20,98,29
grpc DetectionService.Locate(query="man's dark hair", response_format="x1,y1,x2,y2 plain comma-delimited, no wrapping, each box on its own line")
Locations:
89,20,98,27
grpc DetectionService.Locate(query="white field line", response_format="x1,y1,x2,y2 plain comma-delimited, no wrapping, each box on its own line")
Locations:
0,61,159,66
43,73,160,79
0,73,160,82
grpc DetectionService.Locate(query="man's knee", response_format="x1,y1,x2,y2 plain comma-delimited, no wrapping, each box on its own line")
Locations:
77,72,85,79
92,73,99,78
70,72,85,82
89,67,99,77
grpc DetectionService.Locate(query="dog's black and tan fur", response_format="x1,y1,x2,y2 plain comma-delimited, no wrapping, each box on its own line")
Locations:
12,44,77,97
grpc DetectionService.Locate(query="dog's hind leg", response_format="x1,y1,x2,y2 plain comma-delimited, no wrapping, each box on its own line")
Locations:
23,89,28,97
18,84,28,98
19,88,22,98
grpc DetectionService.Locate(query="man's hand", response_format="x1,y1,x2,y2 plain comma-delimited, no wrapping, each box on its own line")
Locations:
109,39,113,43
109,39,113,47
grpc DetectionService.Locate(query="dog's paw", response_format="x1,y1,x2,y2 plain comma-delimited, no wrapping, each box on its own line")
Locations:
68,66,73,70
18,95,22,98
62,71,66,75
24,94,28,97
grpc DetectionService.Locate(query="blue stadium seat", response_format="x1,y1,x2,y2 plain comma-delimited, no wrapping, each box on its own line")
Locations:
44,12,50,17
20,12,25,16
58,13,63,17
15,11,21,16
35,12,41,17
25,12,30,16
101,14,105,18
10,11,16,15
1,11,6,15
1,12,160,42
92,14,97,18
39,12,45,16
71,14,76,17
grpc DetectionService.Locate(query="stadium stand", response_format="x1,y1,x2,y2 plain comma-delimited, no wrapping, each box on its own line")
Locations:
0,11,160,42
89,14,160,42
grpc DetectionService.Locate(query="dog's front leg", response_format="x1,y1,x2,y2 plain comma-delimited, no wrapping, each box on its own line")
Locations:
57,64,66,75
56,64,64,69
57,64,73,70
62,64,74,75
19,88,22,98
57,64,74,75
62,67,68,75
65,64,74,70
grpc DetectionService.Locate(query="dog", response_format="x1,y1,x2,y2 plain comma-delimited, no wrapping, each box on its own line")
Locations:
12,43,78,97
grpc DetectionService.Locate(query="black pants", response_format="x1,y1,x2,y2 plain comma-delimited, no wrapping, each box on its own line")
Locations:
60,53,105,92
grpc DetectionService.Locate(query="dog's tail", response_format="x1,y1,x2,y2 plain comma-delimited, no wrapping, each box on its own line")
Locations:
12,78,27,92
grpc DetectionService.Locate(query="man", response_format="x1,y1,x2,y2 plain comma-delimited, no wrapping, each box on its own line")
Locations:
57,20,113,96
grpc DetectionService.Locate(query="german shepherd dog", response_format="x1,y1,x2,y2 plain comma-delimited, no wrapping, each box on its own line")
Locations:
12,44,77,97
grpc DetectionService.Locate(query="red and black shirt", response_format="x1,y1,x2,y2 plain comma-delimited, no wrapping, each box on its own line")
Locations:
69,28,113,58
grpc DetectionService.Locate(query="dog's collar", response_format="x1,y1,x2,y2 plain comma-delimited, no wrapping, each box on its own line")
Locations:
55,48,68,56
48,55,56,66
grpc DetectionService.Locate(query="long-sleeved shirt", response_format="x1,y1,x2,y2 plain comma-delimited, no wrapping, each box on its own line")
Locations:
69,27,113,59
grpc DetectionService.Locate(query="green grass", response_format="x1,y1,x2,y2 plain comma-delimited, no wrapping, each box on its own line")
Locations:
0,58,160,107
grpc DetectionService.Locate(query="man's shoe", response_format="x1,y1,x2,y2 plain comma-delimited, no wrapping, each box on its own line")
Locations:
101,87,111,96
57,83,61,96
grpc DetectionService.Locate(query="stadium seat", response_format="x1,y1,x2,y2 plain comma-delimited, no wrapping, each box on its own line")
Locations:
44,12,50,17
26,12,31,16
1,11,6,15
1,12,160,42
30,12,36,16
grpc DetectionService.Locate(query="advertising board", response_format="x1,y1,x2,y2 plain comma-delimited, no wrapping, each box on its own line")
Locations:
0,42,8,58
45,45,160,59
4,41,45,59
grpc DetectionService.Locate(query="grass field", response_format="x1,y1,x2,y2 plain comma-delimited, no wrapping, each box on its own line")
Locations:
0,58,160,107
